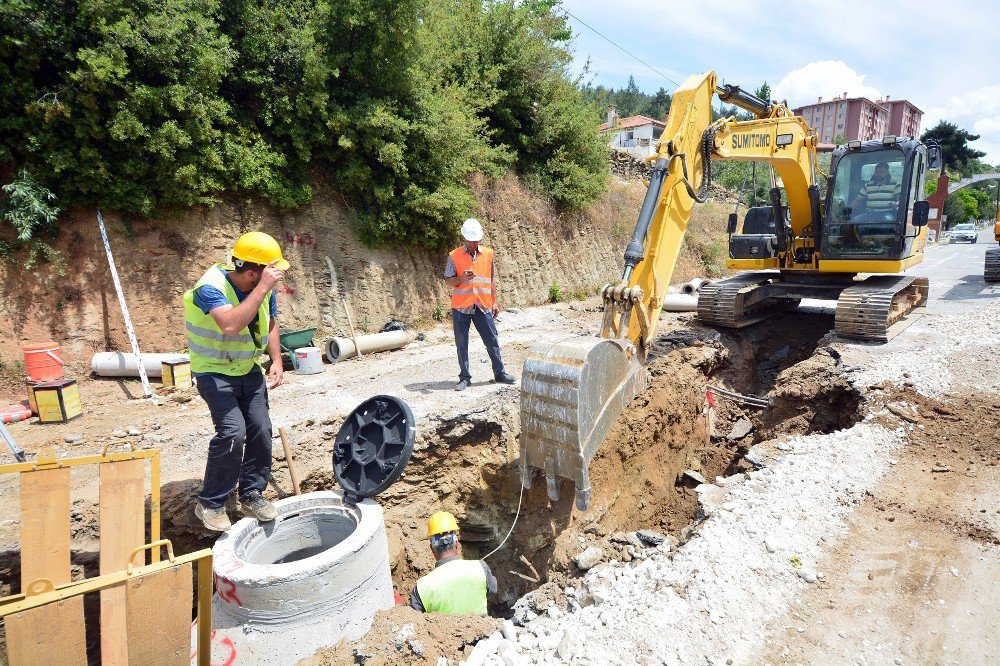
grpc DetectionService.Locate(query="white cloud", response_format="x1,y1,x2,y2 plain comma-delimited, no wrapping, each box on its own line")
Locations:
924,86,1000,165
772,61,882,108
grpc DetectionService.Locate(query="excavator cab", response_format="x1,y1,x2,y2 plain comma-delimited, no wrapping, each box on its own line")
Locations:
822,138,932,261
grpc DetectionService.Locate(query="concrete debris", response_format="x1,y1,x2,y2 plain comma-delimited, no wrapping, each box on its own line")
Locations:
610,532,644,549
64,434,83,444
728,417,754,441
111,428,126,438
886,403,920,423
501,619,517,641
636,530,666,546
683,469,707,485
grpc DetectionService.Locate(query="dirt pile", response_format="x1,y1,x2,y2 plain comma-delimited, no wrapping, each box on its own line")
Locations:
298,605,498,666
759,347,863,440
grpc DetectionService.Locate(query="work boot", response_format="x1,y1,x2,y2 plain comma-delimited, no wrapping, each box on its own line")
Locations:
239,490,278,522
455,379,471,391
195,503,232,532
494,372,516,385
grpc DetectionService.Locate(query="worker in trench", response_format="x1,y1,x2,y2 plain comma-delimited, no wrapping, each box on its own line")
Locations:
410,511,497,614
183,232,288,532
444,218,517,391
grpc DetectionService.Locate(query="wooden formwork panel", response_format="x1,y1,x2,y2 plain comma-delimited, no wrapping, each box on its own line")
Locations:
5,597,87,666
126,561,193,665
19,467,72,588
100,458,147,665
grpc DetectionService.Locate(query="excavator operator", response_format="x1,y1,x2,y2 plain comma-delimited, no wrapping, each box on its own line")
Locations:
851,162,902,217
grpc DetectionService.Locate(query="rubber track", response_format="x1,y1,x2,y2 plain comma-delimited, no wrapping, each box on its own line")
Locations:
985,248,1000,283
834,275,929,343
696,272,793,328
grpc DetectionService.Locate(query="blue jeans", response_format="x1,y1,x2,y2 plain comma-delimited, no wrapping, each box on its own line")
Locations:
452,308,506,382
196,371,272,509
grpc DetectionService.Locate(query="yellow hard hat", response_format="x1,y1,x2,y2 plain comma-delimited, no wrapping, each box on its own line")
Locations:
232,231,290,271
427,511,459,538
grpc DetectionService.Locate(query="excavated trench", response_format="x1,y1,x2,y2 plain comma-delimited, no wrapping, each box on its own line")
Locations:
295,309,867,620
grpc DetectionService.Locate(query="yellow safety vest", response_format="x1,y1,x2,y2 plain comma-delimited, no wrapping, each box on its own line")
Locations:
182,265,271,376
415,559,488,615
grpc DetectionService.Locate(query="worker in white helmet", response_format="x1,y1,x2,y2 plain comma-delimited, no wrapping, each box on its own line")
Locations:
443,218,516,391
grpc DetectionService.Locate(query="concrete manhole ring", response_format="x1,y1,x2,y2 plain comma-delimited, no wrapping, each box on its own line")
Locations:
207,491,393,664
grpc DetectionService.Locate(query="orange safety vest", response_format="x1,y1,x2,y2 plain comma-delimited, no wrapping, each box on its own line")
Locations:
450,246,495,310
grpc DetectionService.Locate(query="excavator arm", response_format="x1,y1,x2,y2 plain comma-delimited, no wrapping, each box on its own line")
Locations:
519,71,819,509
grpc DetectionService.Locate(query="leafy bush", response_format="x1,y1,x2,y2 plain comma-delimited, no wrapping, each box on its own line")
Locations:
0,170,65,272
548,283,563,303
0,0,608,250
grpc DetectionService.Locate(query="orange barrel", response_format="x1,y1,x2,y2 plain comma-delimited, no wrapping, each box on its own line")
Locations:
21,342,64,382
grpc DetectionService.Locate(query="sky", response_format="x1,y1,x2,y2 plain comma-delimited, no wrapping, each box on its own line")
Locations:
561,0,1000,164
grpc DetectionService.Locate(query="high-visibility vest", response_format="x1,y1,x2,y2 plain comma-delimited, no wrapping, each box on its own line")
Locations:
182,265,271,376
450,246,495,310
415,559,488,615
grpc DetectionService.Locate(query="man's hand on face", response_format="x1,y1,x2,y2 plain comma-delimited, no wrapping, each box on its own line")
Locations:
267,361,284,389
258,259,285,292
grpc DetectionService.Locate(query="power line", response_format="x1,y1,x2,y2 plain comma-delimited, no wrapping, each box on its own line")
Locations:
557,6,681,88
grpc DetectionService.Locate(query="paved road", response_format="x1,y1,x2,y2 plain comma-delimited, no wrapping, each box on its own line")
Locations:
911,229,1000,314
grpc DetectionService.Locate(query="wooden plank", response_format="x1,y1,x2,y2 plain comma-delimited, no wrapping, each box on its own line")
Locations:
5,597,87,666
19,467,71,588
126,562,193,666
99,458,146,666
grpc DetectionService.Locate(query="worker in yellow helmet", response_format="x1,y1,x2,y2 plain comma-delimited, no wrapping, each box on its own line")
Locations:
410,511,497,615
183,232,290,532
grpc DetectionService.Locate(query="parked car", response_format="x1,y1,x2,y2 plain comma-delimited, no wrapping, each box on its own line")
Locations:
949,223,978,243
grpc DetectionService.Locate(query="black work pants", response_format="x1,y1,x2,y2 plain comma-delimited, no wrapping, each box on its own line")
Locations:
196,371,272,509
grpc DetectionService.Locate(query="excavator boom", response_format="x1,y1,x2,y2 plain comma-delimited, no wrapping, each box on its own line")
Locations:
519,72,718,509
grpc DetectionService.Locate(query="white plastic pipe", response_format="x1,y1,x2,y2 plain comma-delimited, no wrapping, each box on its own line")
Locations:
662,294,699,312
91,352,188,378
325,330,415,363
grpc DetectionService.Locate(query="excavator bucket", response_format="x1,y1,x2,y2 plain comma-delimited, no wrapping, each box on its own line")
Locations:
519,336,648,510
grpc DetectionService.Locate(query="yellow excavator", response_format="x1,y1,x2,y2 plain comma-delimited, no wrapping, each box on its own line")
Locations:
519,71,942,509
986,208,1000,282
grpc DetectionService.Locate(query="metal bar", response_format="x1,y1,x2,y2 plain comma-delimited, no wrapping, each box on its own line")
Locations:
0,549,212,617
0,446,158,475
150,450,161,563
97,210,152,398
0,419,26,462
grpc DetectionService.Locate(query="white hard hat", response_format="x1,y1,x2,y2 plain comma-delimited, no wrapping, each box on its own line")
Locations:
461,218,484,242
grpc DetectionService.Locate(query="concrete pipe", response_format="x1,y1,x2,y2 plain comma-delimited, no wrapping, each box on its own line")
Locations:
680,278,711,295
324,330,415,363
91,352,188,378
662,294,699,312
209,491,394,665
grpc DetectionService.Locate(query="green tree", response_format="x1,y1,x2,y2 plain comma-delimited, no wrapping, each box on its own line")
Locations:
944,189,978,225
639,87,671,121
754,81,771,102
920,121,987,177
616,76,643,117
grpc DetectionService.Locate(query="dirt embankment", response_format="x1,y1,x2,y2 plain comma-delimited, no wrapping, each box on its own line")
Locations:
0,174,731,400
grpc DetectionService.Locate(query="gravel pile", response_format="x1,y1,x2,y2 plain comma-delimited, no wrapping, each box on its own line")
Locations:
463,423,900,665
847,300,1000,397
